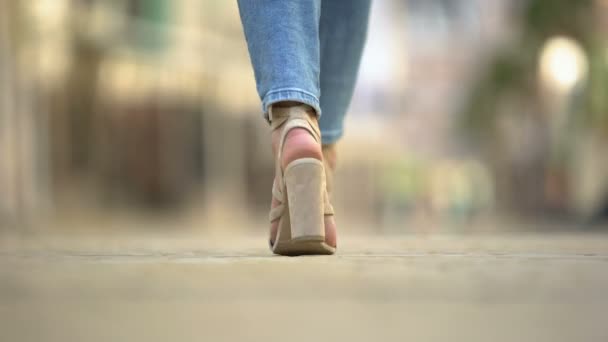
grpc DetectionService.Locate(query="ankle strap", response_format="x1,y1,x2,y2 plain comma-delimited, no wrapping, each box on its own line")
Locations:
270,104,321,142
269,104,316,122
270,104,322,182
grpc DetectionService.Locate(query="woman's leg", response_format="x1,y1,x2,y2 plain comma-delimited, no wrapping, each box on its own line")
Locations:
237,0,322,118
238,0,336,251
318,0,371,145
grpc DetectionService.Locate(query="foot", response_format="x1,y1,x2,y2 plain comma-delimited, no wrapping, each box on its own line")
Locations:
270,104,337,248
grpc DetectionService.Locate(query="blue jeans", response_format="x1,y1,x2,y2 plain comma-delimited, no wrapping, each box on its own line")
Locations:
237,0,371,144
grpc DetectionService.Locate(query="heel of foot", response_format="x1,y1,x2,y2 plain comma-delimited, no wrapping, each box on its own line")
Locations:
281,129,323,169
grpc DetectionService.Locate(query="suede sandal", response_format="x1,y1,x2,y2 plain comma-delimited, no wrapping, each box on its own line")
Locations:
268,105,336,256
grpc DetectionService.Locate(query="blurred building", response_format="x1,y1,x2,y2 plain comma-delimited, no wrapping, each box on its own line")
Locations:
0,0,262,226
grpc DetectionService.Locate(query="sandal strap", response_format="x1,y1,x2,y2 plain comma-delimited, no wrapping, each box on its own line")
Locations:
322,147,335,216
271,180,284,203
269,204,285,222
270,104,321,145
270,180,286,221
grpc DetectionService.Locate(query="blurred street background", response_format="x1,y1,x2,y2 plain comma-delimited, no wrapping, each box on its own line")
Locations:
1,0,608,230
1,0,608,341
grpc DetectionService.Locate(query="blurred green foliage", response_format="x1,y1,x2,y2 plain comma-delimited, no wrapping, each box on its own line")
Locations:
461,0,608,139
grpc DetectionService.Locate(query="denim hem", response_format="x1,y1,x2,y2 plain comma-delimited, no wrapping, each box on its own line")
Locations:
320,128,344,145
262,88,322,120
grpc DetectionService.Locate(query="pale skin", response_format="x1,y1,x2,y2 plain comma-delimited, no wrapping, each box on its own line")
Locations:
270,102,337,248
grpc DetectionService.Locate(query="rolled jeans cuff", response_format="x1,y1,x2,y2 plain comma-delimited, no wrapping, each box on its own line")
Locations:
262,88,322,121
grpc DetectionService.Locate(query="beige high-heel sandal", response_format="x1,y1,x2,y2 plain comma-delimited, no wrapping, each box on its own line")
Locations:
268,105,336,256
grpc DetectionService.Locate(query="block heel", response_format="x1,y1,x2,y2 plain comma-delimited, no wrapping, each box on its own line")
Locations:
271,158,334,256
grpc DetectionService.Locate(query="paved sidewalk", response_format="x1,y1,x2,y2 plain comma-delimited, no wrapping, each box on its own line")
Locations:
1,233,608,342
